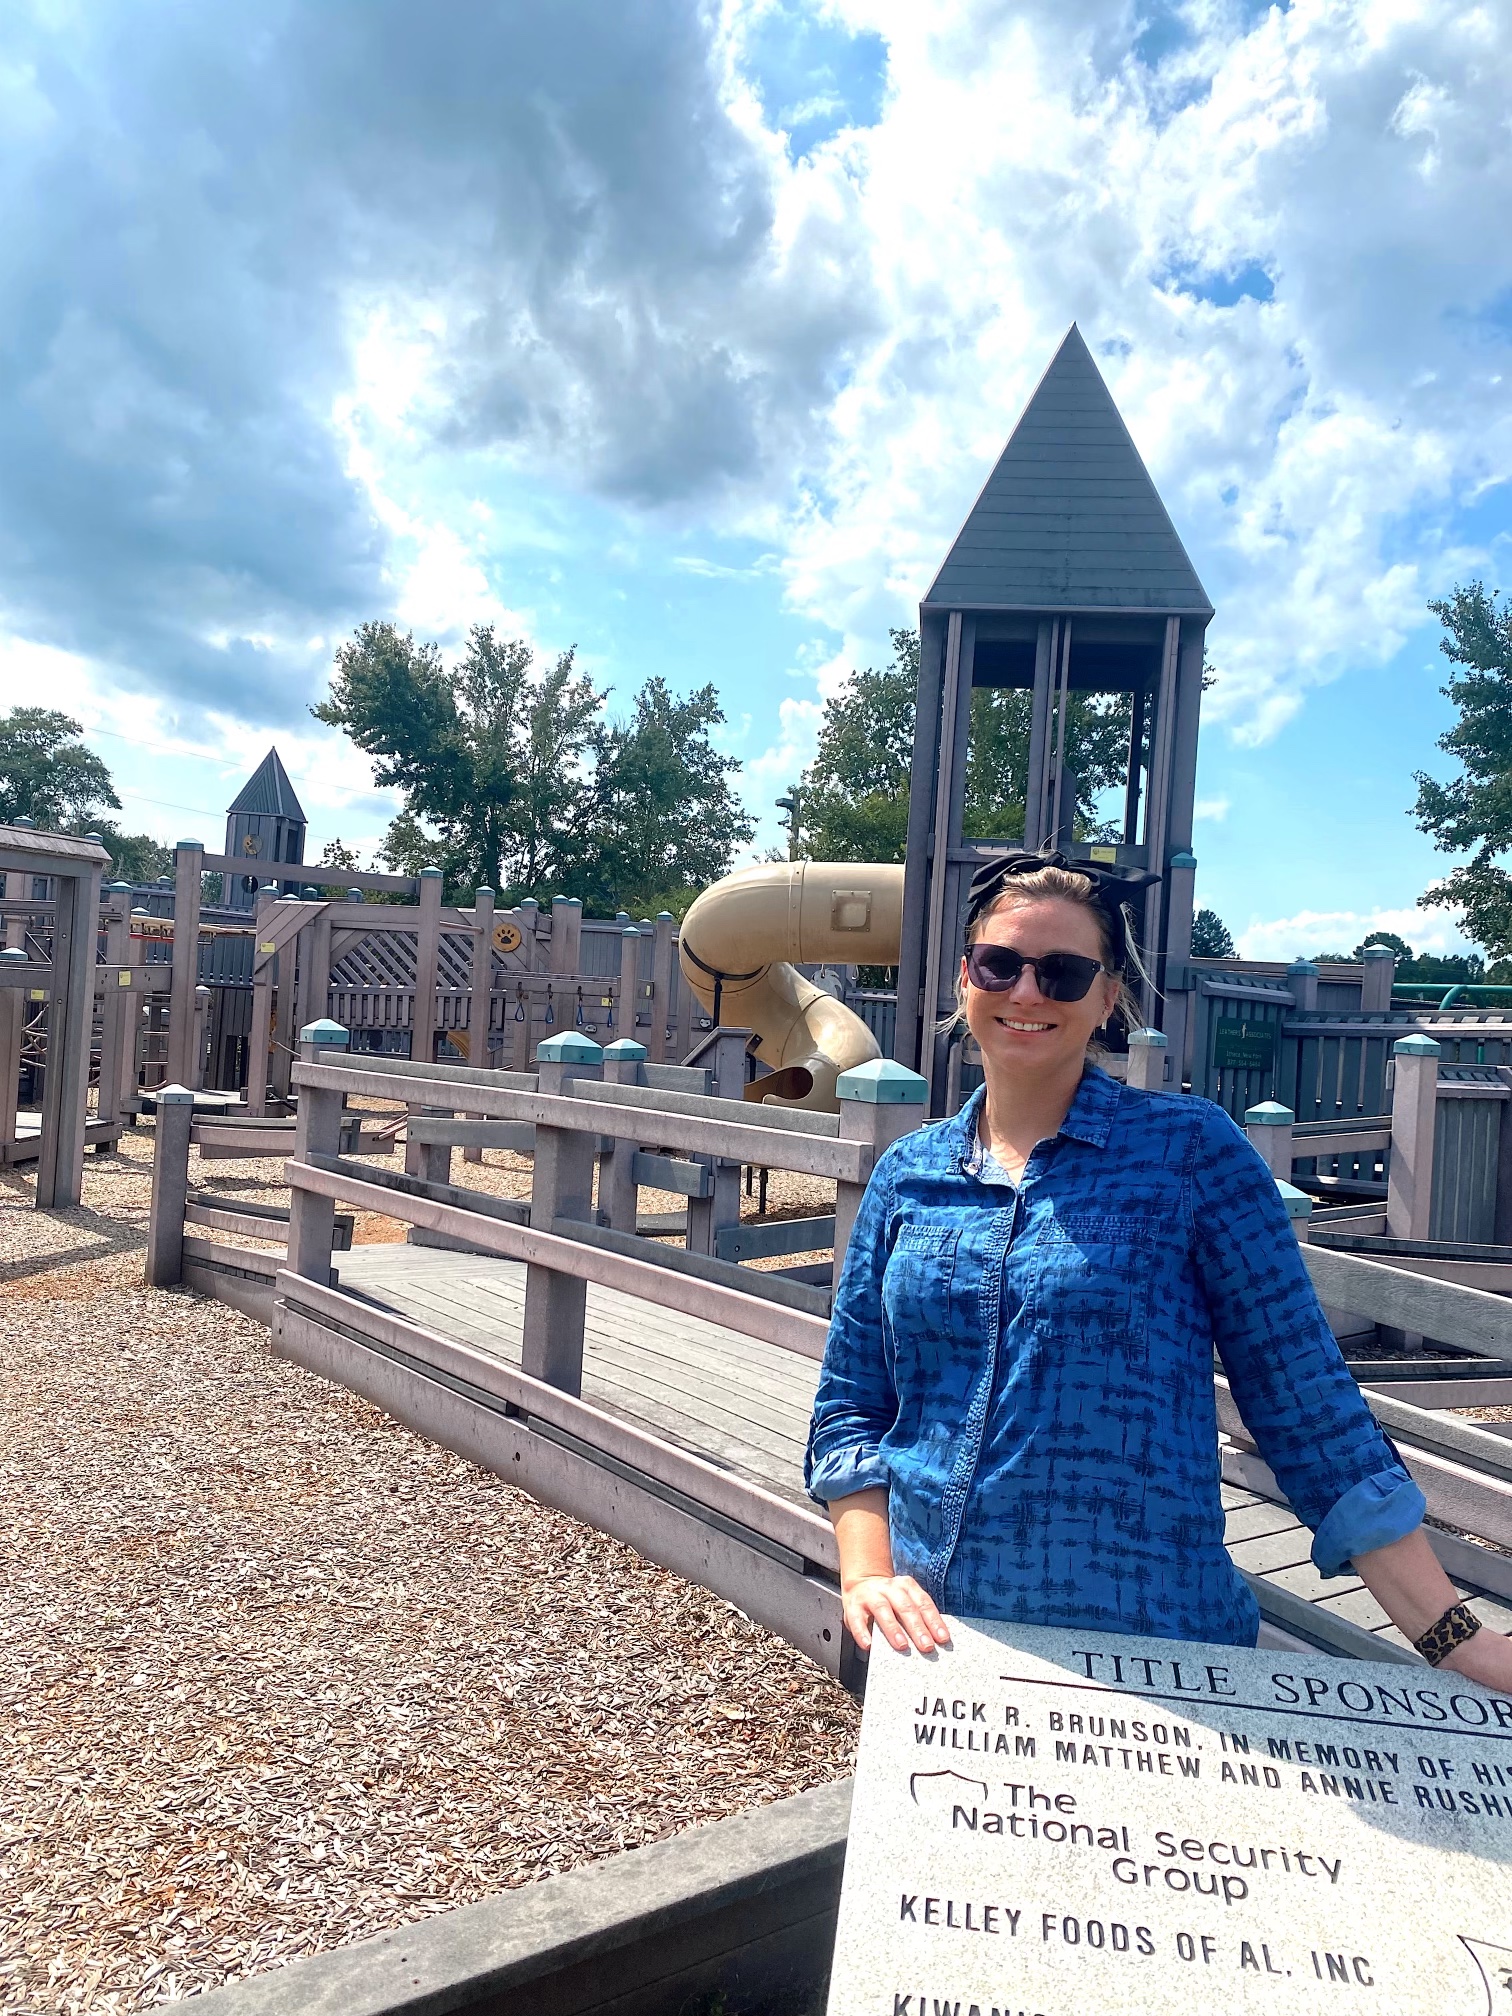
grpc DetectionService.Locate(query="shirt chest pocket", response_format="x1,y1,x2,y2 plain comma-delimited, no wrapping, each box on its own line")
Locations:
881,1223,979,1370
1028,1214,1155,1353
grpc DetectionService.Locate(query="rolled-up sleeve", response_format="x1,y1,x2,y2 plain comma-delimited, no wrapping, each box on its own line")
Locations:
805,1154,900,1505
1189,1104,1425,1576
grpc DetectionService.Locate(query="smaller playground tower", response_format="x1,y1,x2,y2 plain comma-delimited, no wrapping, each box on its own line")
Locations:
222,749,307,910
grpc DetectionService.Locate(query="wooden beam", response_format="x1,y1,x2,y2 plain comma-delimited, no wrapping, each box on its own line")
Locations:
166,841,203,1087
1301,1243,1512,1360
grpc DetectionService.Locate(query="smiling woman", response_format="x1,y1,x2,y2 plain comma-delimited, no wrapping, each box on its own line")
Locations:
805,847,1512,1693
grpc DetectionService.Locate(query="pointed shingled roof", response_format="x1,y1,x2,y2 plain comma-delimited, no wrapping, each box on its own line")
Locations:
227,748,306,822
924,325,1212,615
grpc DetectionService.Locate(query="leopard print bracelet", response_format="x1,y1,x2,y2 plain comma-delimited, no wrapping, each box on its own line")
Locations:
1414,1601,1482,1668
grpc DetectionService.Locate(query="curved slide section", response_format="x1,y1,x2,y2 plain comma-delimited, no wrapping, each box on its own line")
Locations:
678,862,904,1110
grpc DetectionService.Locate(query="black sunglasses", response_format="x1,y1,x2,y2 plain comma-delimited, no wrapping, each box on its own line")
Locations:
964,942,1108,1002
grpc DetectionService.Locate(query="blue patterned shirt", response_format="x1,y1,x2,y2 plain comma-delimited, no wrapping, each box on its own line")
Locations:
805,1068,1424,1646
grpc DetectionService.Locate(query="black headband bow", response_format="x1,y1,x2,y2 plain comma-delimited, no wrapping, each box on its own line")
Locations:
966,848,1160,966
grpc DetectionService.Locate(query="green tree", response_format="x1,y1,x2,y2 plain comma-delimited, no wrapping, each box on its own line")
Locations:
0,707,118,827
794,629,1136,862
0,708,167,881
313,622,601,901
1353,929,1413,962
1191,908,1235,957
568,677,753,915
1413,581,1512,957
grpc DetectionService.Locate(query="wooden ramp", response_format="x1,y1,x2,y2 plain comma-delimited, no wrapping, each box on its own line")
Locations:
337,1243,817,1507
335,1245,1512,1663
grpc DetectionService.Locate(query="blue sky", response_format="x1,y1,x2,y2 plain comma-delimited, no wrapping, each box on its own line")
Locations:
1,0,1509,960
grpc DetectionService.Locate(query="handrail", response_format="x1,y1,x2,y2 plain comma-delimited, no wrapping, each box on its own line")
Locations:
290,1059,870,1182
1299,1243,1512,1361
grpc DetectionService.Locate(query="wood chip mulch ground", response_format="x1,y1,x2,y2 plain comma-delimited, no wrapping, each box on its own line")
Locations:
0,1143,858,2015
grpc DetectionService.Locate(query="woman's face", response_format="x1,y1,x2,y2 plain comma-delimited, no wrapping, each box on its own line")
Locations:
960,895,1120,1081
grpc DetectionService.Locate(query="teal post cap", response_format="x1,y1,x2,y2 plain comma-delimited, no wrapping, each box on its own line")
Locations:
1276,1178,1313,1220
1168,850,1197,870
107,880,132,893
1393,1034,1442,1056
175,838,204,851
473,887,495,900
153,1083,197,1105
1245,1100,1295,1127
1128,1027,1167,1048
420,865,443,879
657,910,675,922
837,1059,930,1105
621,924,641,937
603,1038,647,1062
1287,959,1318,974
300,1018,351,1047
0,946,26,961
1361,944,1395,960
536,1032,602,1064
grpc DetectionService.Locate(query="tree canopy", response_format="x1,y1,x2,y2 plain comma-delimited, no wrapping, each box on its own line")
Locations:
0,707,169,882
791,629,1138,863
1413,581,1512,957
314,622,752,911
1190,908,1235,957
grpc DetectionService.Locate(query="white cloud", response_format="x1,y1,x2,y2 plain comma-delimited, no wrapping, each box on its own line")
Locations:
1194,795,1230,822
750,0,1512,747
1235,904,1477,963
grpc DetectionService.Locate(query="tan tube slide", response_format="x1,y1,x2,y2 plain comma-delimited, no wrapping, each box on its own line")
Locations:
678,861,905,1110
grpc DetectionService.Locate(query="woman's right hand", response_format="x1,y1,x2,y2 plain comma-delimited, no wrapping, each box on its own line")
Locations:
842,1574,951,1655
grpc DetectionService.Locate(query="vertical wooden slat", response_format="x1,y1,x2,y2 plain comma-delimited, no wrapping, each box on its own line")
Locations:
166,841,203,1088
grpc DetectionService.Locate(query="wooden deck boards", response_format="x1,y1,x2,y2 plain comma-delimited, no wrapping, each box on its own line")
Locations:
335,1244,1495,1657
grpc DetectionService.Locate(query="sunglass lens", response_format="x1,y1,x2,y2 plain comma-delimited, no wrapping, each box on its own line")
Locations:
966,946,1023,991
1037,954,1102,1002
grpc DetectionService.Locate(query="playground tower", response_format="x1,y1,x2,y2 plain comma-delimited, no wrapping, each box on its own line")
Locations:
894,324,1213,1110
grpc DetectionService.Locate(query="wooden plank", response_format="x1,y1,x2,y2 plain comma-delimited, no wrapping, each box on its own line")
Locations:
1289,1128,1390,1158
287,1159,831,1361
407,1117,537,1153
1300,1242,1512,1359
293,1060,869,1181
717,1217,837,1263
269,1300,849,1681
304,1151,530,1226
199,853,417,895
182,1232,280,1277
192,1125,296,1158
552,1215,830,1319
632,1151,715,1199
575,1076,842,1140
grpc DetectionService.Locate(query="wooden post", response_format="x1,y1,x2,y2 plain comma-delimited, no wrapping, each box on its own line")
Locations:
1125,1027,1168,1092
1387,1034,1440,1241
1360,944,1396,1013
600,1038,646,1231
246,885,277,1114
145,1086,195,1287
286,1019,350,1283
37,856,103,1209
511,898,540,1071
0,948,23,1152
1287,958,1320,1013
617,925,641,1043
166,840,204,1088
649,911,674,1062
191,985,212,1090
834,1061,929,1287
522,1031,602,1394
411,867,443,1066
96,884,132,1127
685,1027,750,1256
122,910,151,1111
269,905,300,1111
404,868,443,1175
1244,1099,1295,1179
463,888,495,1164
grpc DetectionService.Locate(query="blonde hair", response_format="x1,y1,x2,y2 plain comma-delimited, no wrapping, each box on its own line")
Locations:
940,863,1148,1043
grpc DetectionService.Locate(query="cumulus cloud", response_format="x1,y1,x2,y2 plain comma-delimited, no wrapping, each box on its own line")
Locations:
4,0,1511,808
1235,904,1476,963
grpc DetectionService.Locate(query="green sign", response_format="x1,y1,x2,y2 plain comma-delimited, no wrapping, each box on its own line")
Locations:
1213,1017,1277,1074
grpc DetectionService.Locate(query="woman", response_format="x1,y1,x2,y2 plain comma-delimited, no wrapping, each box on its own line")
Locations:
806,852,1512,1687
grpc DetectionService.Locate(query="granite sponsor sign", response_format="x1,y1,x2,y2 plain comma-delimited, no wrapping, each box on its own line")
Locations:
827,1618,1512,2016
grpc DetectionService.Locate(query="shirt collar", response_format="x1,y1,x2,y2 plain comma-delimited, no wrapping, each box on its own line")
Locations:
948,1064,1121,1168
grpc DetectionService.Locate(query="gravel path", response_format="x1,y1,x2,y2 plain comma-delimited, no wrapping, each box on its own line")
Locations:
0,1142,857,2014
